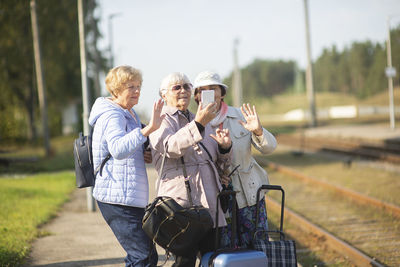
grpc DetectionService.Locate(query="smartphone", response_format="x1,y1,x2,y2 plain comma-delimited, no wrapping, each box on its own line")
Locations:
201,90,215,106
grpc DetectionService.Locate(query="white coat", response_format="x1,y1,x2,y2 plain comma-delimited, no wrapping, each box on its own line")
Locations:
217,106,277,208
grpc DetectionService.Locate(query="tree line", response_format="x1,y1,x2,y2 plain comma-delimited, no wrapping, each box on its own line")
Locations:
224,25,400,103
1,1,399,142
0,0,107,141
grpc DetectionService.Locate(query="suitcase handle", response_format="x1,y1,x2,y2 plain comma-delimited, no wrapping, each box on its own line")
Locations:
215,190,237,250
255,185,285,240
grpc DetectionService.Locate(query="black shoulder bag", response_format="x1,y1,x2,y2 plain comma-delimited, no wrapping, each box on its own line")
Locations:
142,153,213,256
74,124,111,188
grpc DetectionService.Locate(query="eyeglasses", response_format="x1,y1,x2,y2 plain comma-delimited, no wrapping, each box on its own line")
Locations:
170,83,192,92
125,85,141,91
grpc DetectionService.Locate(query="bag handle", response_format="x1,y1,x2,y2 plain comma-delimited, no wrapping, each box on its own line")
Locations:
254,185,286,241
215,190,237,249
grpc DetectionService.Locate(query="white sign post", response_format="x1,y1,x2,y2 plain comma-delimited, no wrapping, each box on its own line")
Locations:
386,15,397,129
385,67,397,78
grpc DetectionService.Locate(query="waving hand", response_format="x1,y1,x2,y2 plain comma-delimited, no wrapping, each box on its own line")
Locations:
238,103,263,136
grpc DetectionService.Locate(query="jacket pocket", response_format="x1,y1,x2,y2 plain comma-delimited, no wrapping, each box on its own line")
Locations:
232,126,251,139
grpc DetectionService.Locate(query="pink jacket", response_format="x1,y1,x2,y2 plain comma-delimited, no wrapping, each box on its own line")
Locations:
149,106,231,227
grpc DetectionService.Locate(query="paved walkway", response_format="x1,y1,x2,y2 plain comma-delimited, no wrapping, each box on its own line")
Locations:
23,166,175,267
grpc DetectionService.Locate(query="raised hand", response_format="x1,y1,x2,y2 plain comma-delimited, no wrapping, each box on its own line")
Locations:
141,99,165,136
239,103,263,136
194,101,218,126
149,98,165,130
210,128,231,149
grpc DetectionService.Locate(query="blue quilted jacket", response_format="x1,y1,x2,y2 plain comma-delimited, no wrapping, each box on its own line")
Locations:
88,97,149,208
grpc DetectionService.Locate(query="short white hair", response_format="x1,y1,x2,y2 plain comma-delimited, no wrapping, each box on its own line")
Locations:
159,72,191,97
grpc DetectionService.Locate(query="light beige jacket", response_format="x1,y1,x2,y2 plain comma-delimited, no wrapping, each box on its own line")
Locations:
149,106,231,227
214,106,277,209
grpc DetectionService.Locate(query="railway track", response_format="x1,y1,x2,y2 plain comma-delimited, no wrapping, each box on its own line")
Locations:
257,158,400,266
276,134,400,164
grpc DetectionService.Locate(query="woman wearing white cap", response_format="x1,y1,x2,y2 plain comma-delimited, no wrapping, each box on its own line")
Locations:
193,71,277,248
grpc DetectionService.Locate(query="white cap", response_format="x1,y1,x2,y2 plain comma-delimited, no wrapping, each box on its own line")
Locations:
193,71,228,90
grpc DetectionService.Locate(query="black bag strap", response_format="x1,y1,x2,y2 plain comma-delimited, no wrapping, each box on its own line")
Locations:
91,118,134,178
199,142,213,161
91,123,111,177
156,145,190,205
94,154,111,176
199,142,225,188
180,157,194,207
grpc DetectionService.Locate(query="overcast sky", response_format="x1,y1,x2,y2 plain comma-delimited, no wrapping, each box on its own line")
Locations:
96,0,400,114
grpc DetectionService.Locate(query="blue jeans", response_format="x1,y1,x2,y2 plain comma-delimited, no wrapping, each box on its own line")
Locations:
97,201,158,267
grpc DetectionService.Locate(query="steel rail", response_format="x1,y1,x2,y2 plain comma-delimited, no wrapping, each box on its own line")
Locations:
277,134,400,164
266,197,385,267
259,158,400,219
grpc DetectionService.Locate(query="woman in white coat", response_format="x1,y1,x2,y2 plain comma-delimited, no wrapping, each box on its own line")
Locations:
193,71,277,248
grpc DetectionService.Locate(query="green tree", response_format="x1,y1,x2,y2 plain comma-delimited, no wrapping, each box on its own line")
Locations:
314,45,342,92
221,24,400,104
0,0,107,141
0,1,36,140
223,59,296,103
390,25,400,88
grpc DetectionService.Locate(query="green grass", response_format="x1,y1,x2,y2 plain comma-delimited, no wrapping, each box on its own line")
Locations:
253,89,400,116
253,92,360,116
0,135,74,174
0,171,76,267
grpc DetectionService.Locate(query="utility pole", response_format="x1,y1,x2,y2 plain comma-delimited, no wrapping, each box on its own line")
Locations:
232,38,243,107
303,0,317,127
30,0,51,157
89,1,102,98
386,15,397,130
78,0,95,212
108,13,121,68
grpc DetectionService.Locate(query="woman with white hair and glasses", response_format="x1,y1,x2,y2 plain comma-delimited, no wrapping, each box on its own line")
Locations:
149,72,232,267
193,71,277,249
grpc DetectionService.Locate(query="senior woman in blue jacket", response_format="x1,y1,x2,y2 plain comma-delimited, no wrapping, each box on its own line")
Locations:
89,65,164,267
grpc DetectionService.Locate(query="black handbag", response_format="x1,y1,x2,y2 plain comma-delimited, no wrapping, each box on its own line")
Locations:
142,154,213,256
252,185,297,267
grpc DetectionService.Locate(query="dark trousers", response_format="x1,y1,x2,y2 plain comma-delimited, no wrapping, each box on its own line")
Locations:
173,227,218,267
97,201,158,267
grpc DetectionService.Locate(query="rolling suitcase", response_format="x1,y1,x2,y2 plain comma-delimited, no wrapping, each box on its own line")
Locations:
252,185,297,267
200,190,268,267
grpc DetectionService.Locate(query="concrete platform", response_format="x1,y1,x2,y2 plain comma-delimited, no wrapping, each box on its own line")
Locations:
303,123,400,143
23,166,175,267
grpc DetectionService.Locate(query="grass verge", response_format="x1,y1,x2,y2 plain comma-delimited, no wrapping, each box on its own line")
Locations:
0,171,75,266
0,136,75,174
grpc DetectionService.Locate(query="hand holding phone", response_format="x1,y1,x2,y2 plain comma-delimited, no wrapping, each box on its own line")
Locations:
201,90,215,106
